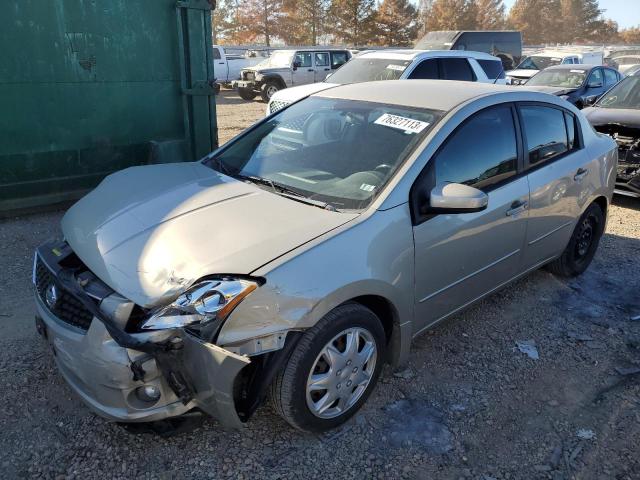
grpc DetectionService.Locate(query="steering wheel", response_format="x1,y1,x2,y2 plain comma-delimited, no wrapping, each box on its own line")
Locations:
374,164,393,174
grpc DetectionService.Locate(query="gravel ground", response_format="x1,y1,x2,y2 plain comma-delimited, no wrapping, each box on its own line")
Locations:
1,90,639,480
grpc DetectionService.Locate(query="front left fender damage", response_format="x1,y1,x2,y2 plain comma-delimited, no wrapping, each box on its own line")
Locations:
34,241,293,428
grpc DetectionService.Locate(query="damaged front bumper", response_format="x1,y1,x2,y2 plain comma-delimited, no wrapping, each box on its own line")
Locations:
33,243,251,428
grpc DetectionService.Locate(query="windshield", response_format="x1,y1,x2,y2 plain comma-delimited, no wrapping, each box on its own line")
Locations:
516,55,562,70
204,97,442,210
414,31,458,50
527,69,586,88
255,51,294,69
328,58,412,84
596,76,640,109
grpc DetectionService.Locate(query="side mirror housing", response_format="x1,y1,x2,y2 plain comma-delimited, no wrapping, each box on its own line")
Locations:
426,182,489,214
582,95,599,107
292,61,301,71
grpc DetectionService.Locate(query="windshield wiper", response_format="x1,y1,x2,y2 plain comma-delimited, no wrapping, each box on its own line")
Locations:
235,174,339,212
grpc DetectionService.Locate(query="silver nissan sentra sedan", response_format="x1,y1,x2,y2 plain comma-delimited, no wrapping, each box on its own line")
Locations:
34,80,617,432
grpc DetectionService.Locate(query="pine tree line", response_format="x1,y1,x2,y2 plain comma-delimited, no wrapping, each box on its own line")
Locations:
213,0,637,47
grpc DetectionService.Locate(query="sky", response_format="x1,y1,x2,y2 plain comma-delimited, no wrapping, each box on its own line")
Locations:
409,0,640,30
501,0,639,29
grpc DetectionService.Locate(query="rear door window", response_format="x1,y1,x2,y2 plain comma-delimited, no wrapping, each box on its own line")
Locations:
440,58,476,81
407,59,439,79
477,59,505,80
315,52,330,67
520,105,568,165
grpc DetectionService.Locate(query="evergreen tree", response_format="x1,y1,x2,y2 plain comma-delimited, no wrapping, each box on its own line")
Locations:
560,0,604,42
327,0,377,46
376,0,419,46
475,0,506,30
212,0,241,44
425,0,477,31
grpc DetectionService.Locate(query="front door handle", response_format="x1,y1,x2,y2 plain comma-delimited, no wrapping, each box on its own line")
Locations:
307,69,314,72
574,168,588,181
324,68,331,71
506,200,528,217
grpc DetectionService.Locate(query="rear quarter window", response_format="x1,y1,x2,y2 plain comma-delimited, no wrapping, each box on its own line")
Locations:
440,58,476,82
477,59,505,80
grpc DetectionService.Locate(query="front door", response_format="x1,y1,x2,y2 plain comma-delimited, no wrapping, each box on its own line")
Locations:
412,105,529,334
518,104,586,269
292,52,315,86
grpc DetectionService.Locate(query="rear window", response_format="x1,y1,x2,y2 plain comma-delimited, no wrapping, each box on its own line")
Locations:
477,59,505,80
330,51,349,70
440,58,475,81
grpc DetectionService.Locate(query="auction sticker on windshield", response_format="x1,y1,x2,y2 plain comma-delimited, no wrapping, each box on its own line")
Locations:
386,64,406,71
374,113,430,134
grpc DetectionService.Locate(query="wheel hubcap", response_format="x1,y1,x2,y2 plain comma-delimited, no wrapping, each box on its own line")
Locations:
575,216,595,258
306,327,377,419
266,86,277,98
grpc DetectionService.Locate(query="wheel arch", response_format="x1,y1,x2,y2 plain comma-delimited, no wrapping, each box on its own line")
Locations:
263,74,286,90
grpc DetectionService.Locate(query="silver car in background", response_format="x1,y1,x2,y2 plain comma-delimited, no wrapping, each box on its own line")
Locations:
34,81,616,432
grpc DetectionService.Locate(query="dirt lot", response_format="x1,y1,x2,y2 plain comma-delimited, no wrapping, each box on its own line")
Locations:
1,89,639,480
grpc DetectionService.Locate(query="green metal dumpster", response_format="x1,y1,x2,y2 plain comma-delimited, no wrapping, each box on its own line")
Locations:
0,0,217,213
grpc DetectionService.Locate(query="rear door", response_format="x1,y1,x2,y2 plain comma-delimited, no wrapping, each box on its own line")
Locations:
412,104,529,333
518,103,586,269
314,52,332,81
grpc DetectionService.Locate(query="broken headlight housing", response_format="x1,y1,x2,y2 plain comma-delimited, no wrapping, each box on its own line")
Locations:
140,279,258,331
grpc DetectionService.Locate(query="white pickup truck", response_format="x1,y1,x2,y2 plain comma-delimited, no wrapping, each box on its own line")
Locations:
212,45,265,86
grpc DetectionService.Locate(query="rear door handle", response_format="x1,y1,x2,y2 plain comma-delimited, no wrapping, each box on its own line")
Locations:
574,168,588,181
324,68,330,71
506,200,528,217
307,69,314,72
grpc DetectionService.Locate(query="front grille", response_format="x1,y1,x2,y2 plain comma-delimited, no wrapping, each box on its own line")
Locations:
270,99,290,114
34,257,94,331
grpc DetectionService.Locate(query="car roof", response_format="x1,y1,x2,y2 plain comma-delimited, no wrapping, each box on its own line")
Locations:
273,47,349,53
313,80,519,112
543,64,600,72
358,49,499,61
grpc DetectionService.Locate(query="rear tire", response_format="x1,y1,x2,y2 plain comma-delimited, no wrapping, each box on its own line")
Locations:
546,202,604,277
270,303,385,433
238,87,256,101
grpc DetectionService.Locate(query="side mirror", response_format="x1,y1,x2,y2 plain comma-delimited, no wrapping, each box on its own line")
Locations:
582,95,599,107
293,60,301,71
427,182,488,213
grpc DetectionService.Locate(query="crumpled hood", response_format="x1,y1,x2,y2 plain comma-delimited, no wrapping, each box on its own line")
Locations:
506,69,538,79
270,82,338,104
520,85,576,96
582,107,640,129
244,66,290,75
62,162,357,307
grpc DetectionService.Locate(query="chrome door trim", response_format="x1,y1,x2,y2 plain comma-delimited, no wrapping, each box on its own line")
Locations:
528,220,574,246
418,248,521,303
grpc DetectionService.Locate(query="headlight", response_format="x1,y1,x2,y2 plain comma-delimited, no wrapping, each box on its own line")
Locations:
559,95,570,101
140,279,258,331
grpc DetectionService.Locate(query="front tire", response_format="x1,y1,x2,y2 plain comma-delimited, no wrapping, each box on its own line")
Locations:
261,81,280,102
238,87,256,101
547,202,605,277
270,303,385,432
